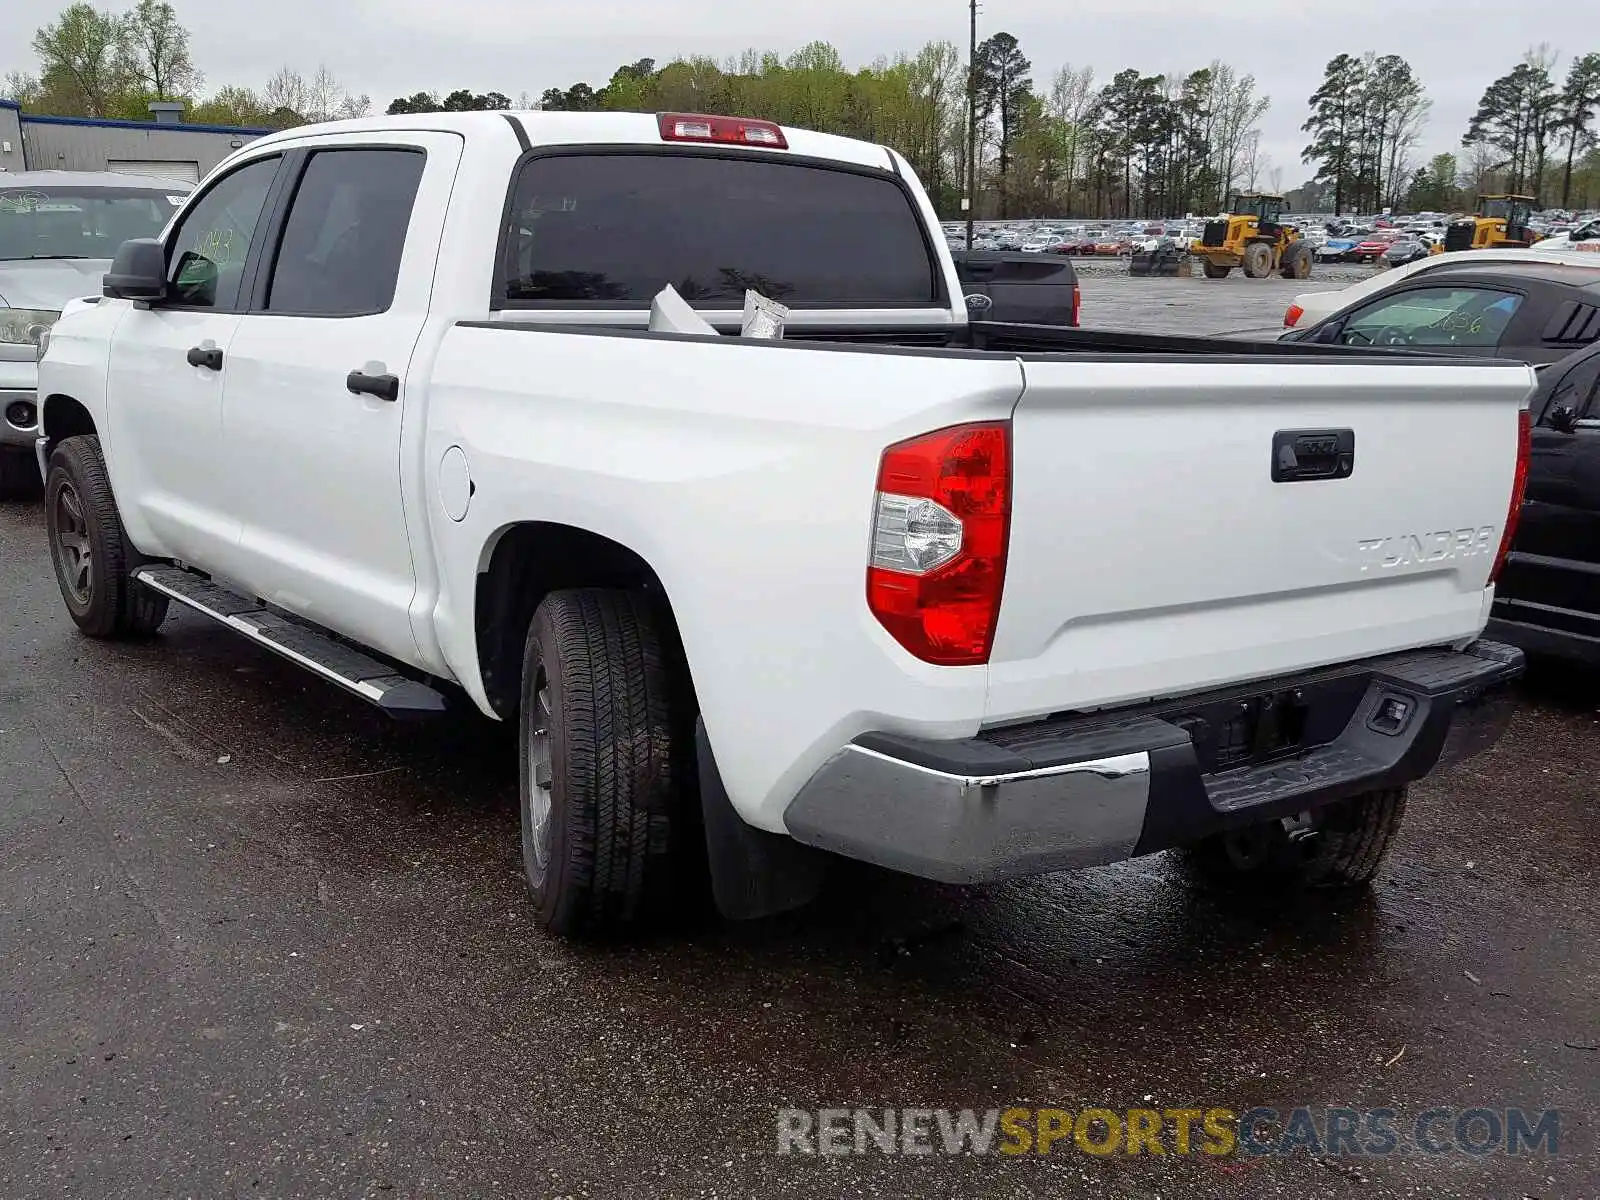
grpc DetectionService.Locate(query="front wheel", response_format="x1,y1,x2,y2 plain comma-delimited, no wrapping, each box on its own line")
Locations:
1200,260,1230,279
1242,242,1273,278
1182,787,1408,890
519,587,696,937
44,435,168,639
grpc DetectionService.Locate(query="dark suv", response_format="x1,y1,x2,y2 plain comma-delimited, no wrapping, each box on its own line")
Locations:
1487,338,1600,664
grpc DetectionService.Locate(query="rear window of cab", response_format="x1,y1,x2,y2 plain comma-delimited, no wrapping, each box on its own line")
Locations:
496,151,942,309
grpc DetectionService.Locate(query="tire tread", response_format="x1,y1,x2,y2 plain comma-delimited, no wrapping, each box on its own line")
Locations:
47,435,167,638
524,587,687,936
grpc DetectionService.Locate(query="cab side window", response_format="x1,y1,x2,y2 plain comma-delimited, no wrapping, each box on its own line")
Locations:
164,156,281,309
263,148,425,316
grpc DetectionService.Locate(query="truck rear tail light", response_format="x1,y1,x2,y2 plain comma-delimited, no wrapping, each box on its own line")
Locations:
867,422,1010,666
1284,303,1304,327
1071,284,1082,327
1489,408,1532,585
657,112,788,150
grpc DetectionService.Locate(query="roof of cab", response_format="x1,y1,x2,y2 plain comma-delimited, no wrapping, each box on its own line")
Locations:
245,110,897,173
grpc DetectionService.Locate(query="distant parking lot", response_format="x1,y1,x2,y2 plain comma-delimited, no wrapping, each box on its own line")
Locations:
1075,257,1381,338
2,275,1596,1199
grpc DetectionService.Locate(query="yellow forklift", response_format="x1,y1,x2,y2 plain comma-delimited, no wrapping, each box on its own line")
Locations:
1190,193,1312,279
1432,194,1538,255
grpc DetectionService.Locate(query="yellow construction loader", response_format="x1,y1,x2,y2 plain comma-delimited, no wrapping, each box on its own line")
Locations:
1190,193,1312,279
1430,194,1538,255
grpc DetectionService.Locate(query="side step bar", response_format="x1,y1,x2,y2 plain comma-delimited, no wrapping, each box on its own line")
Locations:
134,565,449,719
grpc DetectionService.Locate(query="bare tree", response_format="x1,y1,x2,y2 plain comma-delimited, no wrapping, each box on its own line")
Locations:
263,65,309,115
1048,64,1096,211
1211,62,1271,206
1,70,43,105
1240,129,1262,190
1459,141,1502,197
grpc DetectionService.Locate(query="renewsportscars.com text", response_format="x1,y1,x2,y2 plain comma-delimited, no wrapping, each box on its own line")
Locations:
776,1106,1562,1158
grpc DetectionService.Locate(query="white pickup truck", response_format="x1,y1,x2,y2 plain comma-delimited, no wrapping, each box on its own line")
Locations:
36,111,1531,937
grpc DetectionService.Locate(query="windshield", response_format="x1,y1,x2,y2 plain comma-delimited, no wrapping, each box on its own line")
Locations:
0,185,184,261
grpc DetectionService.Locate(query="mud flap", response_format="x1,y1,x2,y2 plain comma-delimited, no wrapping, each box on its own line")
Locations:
697,718,827,920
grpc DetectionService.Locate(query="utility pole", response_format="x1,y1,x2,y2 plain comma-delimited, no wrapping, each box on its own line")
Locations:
965,0,979,250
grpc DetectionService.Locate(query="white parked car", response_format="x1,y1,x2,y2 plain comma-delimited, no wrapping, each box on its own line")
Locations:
1535,218,1600,253
0,171,191,495
37,111,1528,937
1281,246,1600,331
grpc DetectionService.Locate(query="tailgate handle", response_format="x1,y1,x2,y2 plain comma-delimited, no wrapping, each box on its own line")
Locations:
1272,429,1354,482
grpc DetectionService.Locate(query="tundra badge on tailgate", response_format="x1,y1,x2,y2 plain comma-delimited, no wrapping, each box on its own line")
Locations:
1357,528,1497,573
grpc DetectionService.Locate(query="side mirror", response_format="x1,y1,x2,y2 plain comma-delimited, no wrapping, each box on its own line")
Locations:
103,238,166,302
1547,405,1579,433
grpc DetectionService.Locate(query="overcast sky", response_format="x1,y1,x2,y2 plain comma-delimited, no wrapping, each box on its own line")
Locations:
6,0,1576,184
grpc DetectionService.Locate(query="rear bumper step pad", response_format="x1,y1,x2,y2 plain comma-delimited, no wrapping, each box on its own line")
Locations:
783,641,1523,884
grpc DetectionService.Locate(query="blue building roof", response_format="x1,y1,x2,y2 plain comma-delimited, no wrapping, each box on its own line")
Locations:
0,99,270,137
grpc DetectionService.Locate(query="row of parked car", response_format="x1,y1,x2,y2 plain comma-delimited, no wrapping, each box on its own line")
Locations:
943,221,1202,258
948,211,1600,270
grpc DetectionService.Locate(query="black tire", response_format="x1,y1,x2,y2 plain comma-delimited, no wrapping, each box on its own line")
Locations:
1183,787,1408,890
44,435,168,639
1242,241,1273,279
1280,243,1312,279
519,587,695,937
1200,259,1230,279
0,446,41,500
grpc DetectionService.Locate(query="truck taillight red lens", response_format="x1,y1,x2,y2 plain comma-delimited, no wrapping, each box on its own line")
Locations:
867,422,1010,666
1284,303,1304,327
1490,408,1532,585
1071,285,1082,327
657,112,788,150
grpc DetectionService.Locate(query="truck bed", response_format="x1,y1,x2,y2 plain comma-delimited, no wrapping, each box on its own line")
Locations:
480,317,1525,366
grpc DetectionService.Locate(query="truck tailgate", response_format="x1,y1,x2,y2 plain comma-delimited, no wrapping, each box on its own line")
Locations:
987,357,1533,720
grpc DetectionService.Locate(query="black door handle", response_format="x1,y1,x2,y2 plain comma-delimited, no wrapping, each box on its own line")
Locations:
346,371,399,402
1272,428,1355,482
186,345,223,370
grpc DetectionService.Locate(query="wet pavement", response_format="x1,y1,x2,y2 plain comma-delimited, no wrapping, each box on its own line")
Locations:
2,280,1597,1198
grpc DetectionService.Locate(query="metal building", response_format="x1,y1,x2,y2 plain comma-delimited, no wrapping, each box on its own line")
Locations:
0,99,269,184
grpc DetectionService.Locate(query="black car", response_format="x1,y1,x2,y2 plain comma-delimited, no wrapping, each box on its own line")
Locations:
1380,239,1431,267
1286,261,1600,365
1486,338,1600,665
951,251,1079,326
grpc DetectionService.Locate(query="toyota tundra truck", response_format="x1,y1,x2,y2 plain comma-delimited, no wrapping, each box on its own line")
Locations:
35,111,1531,937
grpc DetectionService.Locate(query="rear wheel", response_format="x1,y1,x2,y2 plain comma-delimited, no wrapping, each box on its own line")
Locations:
0,447,41,500
519,587,696,937
1200,259,1230,279
1242,242,1273,279
44,435,168,639
1183,787,1408,890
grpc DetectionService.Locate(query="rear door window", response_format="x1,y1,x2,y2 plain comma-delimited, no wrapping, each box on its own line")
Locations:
263,148,425,316
498,152,940,309
1337,286,1525,349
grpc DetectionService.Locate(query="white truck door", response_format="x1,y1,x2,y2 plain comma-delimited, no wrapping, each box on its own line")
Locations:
218,134,461,665
105,153,283,577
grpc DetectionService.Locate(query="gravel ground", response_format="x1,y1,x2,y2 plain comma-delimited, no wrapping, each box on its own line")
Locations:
1072,256,1382,337
1,279,1595,1199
